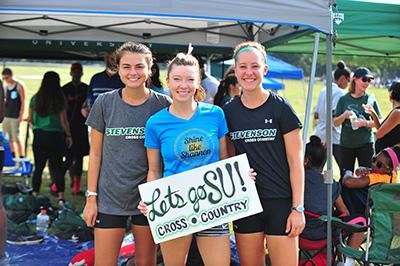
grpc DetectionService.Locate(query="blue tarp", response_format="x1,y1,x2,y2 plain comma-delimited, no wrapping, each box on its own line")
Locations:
6,235,93,266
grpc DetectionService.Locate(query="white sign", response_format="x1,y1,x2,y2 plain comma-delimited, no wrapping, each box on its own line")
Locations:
139,154,263,244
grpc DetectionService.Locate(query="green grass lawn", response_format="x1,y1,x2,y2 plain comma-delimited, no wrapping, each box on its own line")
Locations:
1,62,392,211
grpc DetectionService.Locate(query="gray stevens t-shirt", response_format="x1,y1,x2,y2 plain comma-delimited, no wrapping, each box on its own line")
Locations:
86,89,171,215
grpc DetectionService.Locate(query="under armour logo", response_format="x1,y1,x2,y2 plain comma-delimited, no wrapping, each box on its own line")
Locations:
95,219,100,224
265,118,273,124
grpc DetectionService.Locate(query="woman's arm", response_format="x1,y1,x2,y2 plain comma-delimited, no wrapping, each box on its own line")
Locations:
17,83,25,122
25,107,33,123
363,103,380,128
83,128,104,227
60,110,72,148
283,128,305,237
219,136,229,160
342,173,370,188
333,110,353,127
376,110,400,139
147,148,163,182
334,195,350,216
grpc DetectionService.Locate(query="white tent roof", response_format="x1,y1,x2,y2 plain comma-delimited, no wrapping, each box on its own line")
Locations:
0,0,332,59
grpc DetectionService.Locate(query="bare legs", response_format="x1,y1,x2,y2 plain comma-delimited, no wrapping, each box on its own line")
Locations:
94,225,157,266
235,232,265,266
235,232,299,266
160,234,230,266
94,228,125,266
132,225,157,266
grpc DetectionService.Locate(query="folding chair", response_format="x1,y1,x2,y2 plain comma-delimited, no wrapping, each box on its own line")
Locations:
1,131,33,185
337,184,400,265
299,211,339,266
299,210,367,266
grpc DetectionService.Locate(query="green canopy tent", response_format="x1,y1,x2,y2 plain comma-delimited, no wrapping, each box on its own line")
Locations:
268,0,400,57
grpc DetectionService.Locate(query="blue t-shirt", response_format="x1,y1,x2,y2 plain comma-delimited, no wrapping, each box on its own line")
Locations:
145,102,228,177
87,70,124,107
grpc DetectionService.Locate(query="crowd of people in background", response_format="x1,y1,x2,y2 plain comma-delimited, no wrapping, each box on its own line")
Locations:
0,40,399,266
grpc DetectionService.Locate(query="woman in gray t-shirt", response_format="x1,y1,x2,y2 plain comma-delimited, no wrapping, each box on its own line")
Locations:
83,42,171,266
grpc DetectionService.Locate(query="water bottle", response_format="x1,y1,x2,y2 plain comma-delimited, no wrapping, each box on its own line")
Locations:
350,113,359,130
355,167,371,177
36,209,49,237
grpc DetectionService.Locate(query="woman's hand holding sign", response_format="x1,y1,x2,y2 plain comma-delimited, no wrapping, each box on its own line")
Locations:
248,168,257,181
138,200,148,216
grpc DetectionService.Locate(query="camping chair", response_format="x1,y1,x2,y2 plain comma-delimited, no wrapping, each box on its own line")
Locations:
299,210,340,266
299,211,367,266
1,132,33,185
337,183,400,265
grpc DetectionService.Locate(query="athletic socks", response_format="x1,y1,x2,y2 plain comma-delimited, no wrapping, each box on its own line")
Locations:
72,176,81,194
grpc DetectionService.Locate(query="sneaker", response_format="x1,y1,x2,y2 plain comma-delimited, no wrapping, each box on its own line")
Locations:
58,199,66,209
15,183,32,194
6,234,44,245
70,233,79,243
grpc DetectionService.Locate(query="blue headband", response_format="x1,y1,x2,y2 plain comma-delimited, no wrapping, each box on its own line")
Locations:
234,46,265,63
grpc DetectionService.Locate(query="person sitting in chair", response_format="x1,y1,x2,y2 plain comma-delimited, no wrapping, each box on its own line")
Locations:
342,145,399,189
303,135,366,266
302,135,349,241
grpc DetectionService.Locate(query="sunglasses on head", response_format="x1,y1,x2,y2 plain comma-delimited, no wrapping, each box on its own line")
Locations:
361,77,373,83
372,156,391,170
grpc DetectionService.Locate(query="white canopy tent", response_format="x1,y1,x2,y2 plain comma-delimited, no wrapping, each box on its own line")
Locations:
0,0,337,261
0,0,331,60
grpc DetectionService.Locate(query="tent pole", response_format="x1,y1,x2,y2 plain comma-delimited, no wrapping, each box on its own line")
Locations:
206,56,212,75
302,33,319,151
326,32,334,265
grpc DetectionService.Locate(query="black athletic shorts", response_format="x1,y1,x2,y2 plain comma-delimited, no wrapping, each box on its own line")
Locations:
233,198,292,235
94,212,149,228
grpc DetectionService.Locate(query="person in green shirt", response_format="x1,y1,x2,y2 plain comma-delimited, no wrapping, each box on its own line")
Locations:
26,71,72,202
333,66,381,215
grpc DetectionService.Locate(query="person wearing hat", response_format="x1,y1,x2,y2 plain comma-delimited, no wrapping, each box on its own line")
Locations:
333,66,382,215
59,63,90,195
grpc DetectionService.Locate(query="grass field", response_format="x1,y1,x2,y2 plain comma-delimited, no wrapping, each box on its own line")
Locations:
1,61,392,211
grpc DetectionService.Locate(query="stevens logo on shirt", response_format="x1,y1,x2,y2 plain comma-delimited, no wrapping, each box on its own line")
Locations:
105,127,145,139
174,128,215,166
230,128,277,143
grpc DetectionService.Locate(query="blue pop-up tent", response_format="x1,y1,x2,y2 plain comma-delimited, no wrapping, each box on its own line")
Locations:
211,55,304,80
211,55,303,90
262,77,285,90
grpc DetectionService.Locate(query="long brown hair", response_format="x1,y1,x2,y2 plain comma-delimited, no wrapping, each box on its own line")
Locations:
34,71,66,117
